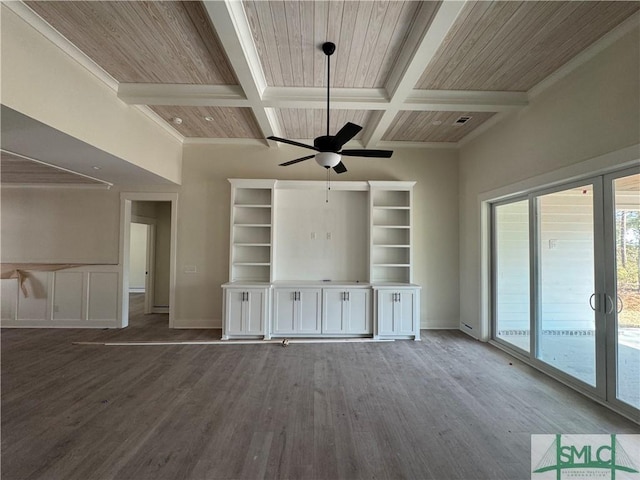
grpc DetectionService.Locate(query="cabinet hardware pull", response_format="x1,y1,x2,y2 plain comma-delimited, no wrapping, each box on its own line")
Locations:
346,292,350,301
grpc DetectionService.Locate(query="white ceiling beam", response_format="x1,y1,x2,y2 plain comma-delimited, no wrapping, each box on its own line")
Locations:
406,90,528,112
262,87,389,109
118,83,525,112
202,0,281,138
364,1,468,148
118,84,248,107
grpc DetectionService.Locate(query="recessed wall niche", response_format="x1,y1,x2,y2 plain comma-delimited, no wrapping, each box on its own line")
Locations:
274,188,368,282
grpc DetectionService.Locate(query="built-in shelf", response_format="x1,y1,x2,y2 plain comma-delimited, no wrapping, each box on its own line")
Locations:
224,179,420,341
370,182,414,284
229,180,275,282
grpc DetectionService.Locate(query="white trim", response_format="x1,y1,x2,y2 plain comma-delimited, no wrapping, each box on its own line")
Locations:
172,319,218,329
1,320,119,329
275,180,370,191
183,137,269,146
405,90,528,112
119,192,179,329
118,83,247,106
528,11,640,99
0,183,111,190
202,0,276,138
262,87,390,109
377,140,458,150
129,288,145,293
133,105,185,143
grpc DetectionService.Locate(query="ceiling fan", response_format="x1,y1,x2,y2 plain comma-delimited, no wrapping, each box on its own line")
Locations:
268,42,393,174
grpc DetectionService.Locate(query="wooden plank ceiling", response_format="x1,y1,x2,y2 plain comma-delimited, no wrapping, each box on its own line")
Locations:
416,1,640,92
21,1,640,144
0,152,103,185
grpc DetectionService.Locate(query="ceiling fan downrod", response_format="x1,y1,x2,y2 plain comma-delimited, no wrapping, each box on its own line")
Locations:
322,42,335,138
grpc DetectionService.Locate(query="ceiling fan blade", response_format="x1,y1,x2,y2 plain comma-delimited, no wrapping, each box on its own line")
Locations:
268,136,318,151
332,122,362,149
340,149,393,158
333,161,347,174
279,154,316,167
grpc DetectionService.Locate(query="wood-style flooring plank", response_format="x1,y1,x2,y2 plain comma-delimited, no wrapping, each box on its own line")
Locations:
2,304,638,480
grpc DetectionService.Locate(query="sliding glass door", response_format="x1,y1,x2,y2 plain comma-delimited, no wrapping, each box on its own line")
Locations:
606,169,640,411
535,182,602,389
492,166,639,416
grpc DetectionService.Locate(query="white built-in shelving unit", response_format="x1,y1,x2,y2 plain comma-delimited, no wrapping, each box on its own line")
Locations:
229,179,275,283
369,182,414,284
223,179,420,341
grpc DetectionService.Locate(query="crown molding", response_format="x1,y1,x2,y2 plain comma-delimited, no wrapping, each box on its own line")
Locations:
3,1,118,91
183,138,268,147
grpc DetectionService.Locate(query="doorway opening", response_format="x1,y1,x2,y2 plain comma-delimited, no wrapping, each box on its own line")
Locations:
120,193,178,329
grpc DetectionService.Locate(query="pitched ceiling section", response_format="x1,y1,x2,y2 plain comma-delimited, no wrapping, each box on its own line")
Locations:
415,1,640,92
149,106,263,138
26,1,237,84
20,0,640,145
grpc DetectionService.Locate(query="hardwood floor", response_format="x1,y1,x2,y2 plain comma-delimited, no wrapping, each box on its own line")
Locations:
2,300,638,479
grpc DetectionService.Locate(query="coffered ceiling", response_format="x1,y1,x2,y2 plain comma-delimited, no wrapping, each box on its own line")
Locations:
18,1,640,148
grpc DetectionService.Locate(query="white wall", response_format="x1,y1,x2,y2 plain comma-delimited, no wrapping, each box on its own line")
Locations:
0,5,182,184
459,26,640,340
175,144,460,329
1,186,120,264
129,223,147,291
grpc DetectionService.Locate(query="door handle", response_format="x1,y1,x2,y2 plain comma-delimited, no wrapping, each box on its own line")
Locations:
606,294,615,314
617,295,624,314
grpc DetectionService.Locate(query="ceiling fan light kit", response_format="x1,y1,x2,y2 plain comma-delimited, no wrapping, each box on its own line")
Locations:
268,42,393,174
315,152,341,168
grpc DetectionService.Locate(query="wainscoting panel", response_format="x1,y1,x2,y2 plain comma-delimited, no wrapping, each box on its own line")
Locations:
1,265,120,328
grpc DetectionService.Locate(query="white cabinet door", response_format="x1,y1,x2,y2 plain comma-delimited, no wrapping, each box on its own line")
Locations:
377,290,396,335
397,290,415,335
224,288,267,337
322,288,371,334
322,289,345,333
273,289,296,334
297,288,321,334
273,288,321,334
245,290,265,335
345,289,371,334
226,289,245,335
376,288,419,338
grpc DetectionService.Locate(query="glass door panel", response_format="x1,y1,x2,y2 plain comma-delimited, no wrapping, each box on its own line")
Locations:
537,184,597,386
494,200,530,351
613,173,640,409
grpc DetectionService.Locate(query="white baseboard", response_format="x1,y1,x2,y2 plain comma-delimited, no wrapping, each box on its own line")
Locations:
0,319,119,328
129,288,145,293
173,318,220,329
